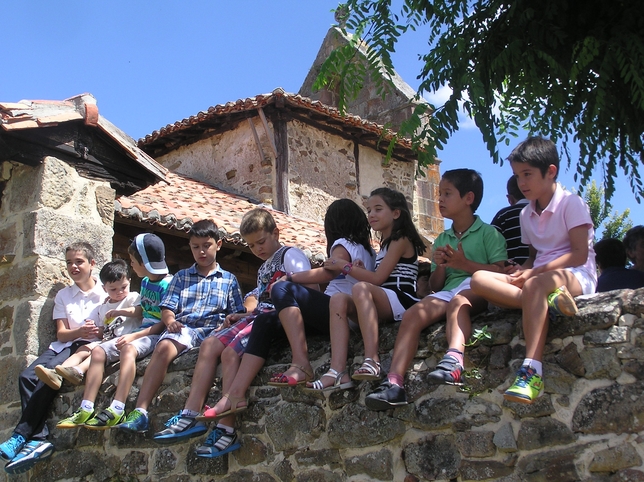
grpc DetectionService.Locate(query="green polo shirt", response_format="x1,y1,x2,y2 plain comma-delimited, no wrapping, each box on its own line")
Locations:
432,216,508,291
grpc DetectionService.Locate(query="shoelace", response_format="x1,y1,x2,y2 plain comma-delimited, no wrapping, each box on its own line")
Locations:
4,436,25,453
165,415,181,427
204,428,224,447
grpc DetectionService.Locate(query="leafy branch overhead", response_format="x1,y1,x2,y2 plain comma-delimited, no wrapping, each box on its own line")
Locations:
315,0,644,201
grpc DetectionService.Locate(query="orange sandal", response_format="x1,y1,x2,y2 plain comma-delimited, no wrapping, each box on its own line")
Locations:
196,393,248,421
267,364,313,387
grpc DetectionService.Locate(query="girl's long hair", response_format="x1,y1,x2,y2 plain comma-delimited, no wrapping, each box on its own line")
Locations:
324,198,373,257
370,187,426,256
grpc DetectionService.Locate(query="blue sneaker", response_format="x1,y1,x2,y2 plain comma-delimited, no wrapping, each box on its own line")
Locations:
154,414,207,444
0,433,26,462
195,428,240,458
117,409,149,433
4,440,54,475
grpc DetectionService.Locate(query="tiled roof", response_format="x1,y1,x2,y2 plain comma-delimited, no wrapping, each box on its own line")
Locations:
116,171,328,262
0,93,167,181
139,88,417,161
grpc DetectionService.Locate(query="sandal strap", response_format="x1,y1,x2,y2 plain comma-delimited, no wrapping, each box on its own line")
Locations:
357,358,380,375
289,364,313,380
221,393,246,413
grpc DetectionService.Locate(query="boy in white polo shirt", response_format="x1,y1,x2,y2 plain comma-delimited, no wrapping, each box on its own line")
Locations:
471,136,596,404
0,242,105,474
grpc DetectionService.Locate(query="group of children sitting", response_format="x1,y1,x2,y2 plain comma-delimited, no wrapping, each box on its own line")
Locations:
0,136,625,474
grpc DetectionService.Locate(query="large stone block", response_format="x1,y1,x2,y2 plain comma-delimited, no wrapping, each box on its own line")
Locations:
0,221,17,255
14,298,57,356
0,355,27,408
39,157,75,210
7,163,40,213
572,382,644,434
23,210,113,266
0,261,37,301
403,434,460,481
327,404,405,449
589,443,642,473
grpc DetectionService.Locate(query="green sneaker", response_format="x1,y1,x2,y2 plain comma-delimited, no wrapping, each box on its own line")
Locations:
57,407,94,429
85,407,126,430
547,286,578,317
504,366,544,404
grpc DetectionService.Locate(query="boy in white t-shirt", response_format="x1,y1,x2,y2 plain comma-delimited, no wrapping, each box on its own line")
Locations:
471,136,597,404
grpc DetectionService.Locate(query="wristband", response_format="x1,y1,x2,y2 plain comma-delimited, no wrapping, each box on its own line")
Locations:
341,263,353,275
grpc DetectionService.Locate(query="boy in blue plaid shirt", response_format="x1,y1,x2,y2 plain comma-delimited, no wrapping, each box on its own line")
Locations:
119,220,245,432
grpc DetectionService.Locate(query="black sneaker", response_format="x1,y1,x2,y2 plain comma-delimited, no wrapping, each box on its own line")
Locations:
364,381,408,411
427,355,463,385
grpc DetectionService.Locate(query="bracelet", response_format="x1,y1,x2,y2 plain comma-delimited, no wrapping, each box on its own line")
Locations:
286,271,294,282
341,263,353,275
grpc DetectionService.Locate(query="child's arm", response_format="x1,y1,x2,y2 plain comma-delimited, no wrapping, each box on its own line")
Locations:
289,245,352,285
324,238,410,286
56,318,100,342
221,294,257,329
437,242,505,276
512,226,589,286
162,308,183,333
114,320,166,349
104,306,143,319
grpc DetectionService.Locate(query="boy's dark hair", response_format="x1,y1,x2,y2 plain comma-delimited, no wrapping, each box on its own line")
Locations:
240,208,277,237
507,136,560,179
594,238,627,270
324,199,373,257
507,175,525,201
99,259,130,284
127,243,143,265
623,225,644,255
417,261,432,278
369,187,426,256
65,241,96,263
189,219,221,241
441,168,484,212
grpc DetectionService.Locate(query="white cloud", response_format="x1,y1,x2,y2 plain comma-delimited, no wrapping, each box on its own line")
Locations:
423,86,477,129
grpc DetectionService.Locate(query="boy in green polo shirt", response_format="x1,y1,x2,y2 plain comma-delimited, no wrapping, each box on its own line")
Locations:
365,168,507,410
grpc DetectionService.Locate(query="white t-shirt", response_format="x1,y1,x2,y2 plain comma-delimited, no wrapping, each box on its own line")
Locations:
49,279,105,353
99,292,142,340
324,238,376,296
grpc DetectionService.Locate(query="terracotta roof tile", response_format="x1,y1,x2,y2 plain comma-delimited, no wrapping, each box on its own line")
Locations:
116,171,328,262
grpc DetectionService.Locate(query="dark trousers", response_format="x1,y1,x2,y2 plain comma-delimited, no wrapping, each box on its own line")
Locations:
244,282,331,359
15,341,87,441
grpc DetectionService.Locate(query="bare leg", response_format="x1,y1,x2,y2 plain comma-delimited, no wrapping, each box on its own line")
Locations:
444,291,489,352
135,339,182,411
59,346,92,369
211,353,263,414
521,271,582,361
183,336,224,412
388,296,447,376
112,344,139,404
218,346,242,427
276,306,312,382
352,282,394,364
82,346,107,403
470,271,522,309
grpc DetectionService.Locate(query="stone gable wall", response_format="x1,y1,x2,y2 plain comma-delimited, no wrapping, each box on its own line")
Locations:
0,157,114,405
2,288,644,481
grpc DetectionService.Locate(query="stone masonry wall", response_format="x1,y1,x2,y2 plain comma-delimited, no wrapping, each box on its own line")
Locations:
2,288,644,481
0,157,114,409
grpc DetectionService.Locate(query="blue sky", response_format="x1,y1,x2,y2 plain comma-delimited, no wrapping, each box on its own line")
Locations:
4,1,641,233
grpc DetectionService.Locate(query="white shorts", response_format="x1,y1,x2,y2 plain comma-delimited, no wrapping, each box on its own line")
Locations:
428,278,472,303
381,287,406,321
158,326,212,355
98,335,160,363
567,266,597,295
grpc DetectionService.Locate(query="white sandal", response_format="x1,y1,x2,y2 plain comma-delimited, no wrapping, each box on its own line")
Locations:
352,358,382,381
303,368,355,392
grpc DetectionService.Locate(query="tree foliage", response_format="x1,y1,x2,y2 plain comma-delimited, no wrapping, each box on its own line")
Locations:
583,180,633,240
316,0,644,201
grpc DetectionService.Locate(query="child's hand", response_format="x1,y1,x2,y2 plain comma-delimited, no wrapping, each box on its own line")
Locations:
115,334,133,350
104,309,122,319
79,319,100,338
509,268,534,288
352,259,365,269
433,246,448,266
323,258,343,272
218,313,245,330
503,260,521,275
166,320,184,333
443,243,466,269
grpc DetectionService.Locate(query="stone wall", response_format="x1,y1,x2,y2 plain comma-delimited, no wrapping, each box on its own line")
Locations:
0,157,114,405
3,288,644,481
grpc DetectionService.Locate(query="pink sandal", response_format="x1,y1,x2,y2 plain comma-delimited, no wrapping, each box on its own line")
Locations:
267,364,313,387
196,393,247,421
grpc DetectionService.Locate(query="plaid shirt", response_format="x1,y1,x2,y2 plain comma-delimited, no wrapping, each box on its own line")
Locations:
160,263,244,339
